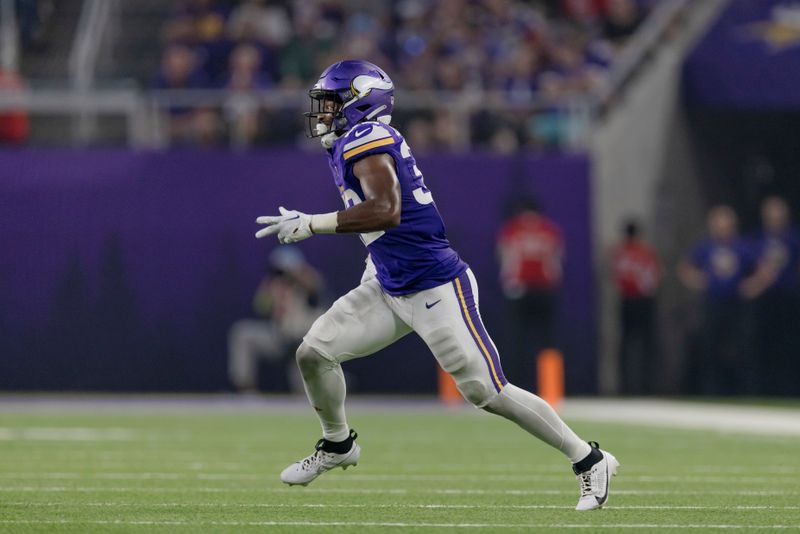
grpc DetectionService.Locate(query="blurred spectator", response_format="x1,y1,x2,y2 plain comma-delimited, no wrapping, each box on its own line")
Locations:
497,196,564,388
434,56,468,92
527,72,573,149
228,247,325,394
678,206,756,395
545,35,600,96
163,0,233,80
741,197,800,395
279,8,335,88
559,0,606,27
221,43,272,146
603,0,644,44
227,0,291,49
154,44,209,92
502,46,544,103
404,117,435,153
12,0,49,48
490,126,521,154
431,109,462,150
222,43,271,91
611,220,661,394
153,44,218,146
0,69,29,144
163,0,229,44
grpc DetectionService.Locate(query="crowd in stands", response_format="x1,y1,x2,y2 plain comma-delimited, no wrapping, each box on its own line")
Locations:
155,0,660,149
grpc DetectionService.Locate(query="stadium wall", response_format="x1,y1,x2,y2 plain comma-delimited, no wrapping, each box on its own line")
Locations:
0,150,596,394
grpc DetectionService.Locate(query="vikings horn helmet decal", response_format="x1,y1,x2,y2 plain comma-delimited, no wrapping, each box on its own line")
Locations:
350,74,393,98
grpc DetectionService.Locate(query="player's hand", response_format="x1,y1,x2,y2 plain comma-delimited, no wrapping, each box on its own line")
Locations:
255,207,314,244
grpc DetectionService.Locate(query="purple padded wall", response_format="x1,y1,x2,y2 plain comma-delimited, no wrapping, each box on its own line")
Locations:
0,149,595,393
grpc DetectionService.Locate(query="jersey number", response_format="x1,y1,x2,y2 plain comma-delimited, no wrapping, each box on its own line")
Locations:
401,140,433,205
341,188,385,246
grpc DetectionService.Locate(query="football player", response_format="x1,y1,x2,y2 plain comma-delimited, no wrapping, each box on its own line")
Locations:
255,60,618,510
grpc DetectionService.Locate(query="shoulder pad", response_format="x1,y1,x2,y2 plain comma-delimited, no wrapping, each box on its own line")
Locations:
341,122,397,162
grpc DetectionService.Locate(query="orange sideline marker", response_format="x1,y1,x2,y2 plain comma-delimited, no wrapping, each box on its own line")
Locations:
537,348,564,410
438,367,462,405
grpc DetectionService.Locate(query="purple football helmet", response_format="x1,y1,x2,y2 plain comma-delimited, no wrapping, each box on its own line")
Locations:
305,60,394,139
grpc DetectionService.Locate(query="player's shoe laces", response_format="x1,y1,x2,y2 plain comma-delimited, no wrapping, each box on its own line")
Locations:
573,441,619,511
280,429,360,486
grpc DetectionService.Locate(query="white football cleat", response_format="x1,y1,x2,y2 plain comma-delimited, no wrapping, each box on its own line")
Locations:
574,442,619,511
280,430,360,486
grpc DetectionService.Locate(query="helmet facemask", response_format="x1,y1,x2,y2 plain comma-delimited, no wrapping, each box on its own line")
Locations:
305,90,347,148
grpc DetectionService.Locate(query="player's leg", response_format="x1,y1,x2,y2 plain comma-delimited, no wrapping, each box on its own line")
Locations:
412,269,618,510
227,319,282,392
299,277,412,440
281,277,412,485
412,269,590,459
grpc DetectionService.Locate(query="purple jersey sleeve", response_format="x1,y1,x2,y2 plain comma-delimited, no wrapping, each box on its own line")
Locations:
340,122,398,164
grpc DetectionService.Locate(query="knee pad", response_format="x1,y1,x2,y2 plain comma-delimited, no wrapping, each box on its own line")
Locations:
426,326,499,407
457,379,498,408
295,342,330,375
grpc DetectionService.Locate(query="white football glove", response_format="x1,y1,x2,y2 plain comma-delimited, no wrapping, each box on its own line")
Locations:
255,206,313,244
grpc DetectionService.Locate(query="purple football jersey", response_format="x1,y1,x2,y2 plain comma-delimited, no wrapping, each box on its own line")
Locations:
751,229,800,291
326,121,467,295
690,238,755,299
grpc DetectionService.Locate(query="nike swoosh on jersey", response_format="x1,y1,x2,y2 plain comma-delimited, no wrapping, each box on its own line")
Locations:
354,126,372,138
343,125,392,152
425,299,442,309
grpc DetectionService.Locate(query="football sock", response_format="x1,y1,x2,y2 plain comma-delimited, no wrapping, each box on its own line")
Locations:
319,429,357,454
484,383,592,463
299,349,350,443
572,442,603,474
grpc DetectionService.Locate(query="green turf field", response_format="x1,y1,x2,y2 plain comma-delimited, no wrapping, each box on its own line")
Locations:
0,400,797,532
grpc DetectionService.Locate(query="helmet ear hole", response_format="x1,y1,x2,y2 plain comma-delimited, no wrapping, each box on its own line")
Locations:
356,104,371,112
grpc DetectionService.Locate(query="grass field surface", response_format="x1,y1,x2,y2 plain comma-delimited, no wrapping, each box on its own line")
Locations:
0,397,798,532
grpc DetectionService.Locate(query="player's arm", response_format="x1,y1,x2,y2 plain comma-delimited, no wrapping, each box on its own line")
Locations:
255,154,401,244
739,251,778,299
677,259,707,291
337,153,401,233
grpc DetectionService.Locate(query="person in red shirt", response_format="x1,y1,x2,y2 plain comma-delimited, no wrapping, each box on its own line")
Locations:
0,70,30,144
611,220,661,394
497,197,564,387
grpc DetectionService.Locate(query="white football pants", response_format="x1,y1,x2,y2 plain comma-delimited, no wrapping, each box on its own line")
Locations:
299,266,591,462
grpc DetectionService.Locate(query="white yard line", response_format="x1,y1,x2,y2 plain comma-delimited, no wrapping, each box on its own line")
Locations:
1,459,798,476
0,486,794,496
0,427,136,441
0,472,793,484
0,472,261,480
2,502,798,511
560,400,800,436
0,520,796,529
